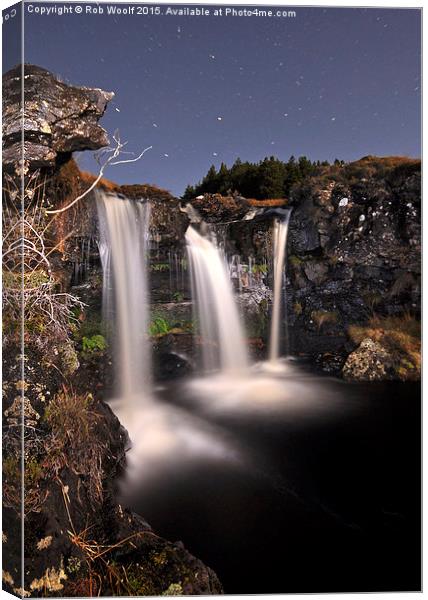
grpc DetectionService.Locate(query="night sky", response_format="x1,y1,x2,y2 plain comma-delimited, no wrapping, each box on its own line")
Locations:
10,4,423,196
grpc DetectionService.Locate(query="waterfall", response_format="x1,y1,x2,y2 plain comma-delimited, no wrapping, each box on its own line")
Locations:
269,210,292,362
96,191,151,408
185,225,249,374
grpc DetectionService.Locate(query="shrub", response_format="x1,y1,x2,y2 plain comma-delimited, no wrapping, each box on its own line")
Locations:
82,334,107,353
251,263,268,275
44,388,105,504
151,263,170,272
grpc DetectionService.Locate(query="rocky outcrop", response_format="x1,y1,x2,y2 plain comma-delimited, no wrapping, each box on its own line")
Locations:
2,348,222,597
285,157,421,362
3,64,113,171
121,184,189,246
2,65,223,597
178,158,421,377
190,192,251,223
342,338,394,381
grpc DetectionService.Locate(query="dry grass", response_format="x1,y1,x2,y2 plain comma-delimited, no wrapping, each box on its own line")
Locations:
247,198,288,207
311,310,339,331
59,482,160,597
44,388,107,505
348,314,421,376
350,155,420,171
3,456,49,517
80,170,120,193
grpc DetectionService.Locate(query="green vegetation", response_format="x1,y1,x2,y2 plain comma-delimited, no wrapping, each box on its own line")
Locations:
182,155,421,203
251,263,268,275
3,269,50,290
162,583,183,596
151,263,170,272
149,314,195,337
289,255,304,267
183,155,320,200
149,317,172,336
82,334,107,353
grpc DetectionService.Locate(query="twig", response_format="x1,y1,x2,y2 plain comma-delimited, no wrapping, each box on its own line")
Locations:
45,139,152,215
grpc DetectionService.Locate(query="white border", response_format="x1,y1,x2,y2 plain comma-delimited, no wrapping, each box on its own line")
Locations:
0,1,423,599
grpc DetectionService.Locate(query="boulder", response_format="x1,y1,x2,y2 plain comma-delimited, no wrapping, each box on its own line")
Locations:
342,338,394,381
3,65,114,171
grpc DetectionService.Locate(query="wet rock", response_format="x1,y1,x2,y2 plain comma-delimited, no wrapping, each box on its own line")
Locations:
288,200,320,253
285,157,421,366
342,338,394,381
2,343,222,597
154,351,193,380
315,351,346,375
304,260,329,285
3,65,113,171
190,192,251,223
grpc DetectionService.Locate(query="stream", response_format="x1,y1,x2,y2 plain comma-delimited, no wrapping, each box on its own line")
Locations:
119,362,421,593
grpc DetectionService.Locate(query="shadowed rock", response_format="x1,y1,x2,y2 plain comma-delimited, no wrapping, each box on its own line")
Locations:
2,64,114,170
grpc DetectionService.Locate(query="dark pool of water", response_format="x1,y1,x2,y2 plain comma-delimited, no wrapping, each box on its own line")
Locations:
121,368,421,594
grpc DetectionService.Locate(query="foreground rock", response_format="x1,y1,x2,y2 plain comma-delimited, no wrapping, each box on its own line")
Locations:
2,347,222,597
2,64,223,596
3,64,113,171
342,338,394,381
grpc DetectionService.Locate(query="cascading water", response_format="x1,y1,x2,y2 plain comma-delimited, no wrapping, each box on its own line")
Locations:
269,210,292,362
96,196,239,488
96,190,151,410
186,225,249,374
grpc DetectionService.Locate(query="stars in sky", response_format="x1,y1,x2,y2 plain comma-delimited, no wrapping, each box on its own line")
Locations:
23,7,421,195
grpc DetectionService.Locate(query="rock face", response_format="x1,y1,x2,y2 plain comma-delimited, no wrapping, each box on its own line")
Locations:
2,347,222,597
342,338,394,381
121,183,189,246
3,64,113,171
285,157,421,361
2,65,223,596
176,158,420,378
190,192,251,223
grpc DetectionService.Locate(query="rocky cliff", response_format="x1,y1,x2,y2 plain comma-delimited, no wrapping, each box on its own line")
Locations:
3,64,113,171
286,156,421,378
2,65,222,597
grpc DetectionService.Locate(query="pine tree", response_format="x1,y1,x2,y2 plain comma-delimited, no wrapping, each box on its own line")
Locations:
202,165,219,193
258,157,285,198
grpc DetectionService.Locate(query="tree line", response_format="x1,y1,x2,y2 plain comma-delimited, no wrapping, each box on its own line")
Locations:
182,156,344,200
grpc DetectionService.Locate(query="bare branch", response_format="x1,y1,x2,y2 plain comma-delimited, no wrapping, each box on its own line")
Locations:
45,136,152,215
